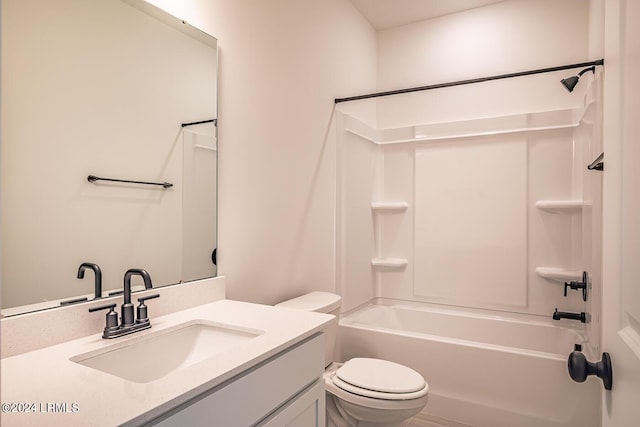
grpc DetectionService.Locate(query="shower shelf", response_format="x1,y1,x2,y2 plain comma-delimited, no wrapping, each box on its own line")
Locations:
371,202,409,212
535,267,582,282
535,200,585,211
343,107,582,145
371,258,408,269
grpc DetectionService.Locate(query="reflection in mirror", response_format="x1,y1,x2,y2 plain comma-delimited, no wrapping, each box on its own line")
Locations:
1,0,218,316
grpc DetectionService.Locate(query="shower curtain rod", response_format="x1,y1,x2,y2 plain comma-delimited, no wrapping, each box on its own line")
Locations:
334,59,604,104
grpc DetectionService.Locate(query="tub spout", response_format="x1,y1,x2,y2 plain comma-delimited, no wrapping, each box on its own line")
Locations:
553,309,588,323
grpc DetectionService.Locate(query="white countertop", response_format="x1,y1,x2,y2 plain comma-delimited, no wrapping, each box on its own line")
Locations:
0,299,333,426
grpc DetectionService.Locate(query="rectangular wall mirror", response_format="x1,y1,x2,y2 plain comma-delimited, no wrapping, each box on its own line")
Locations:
1,0,218,316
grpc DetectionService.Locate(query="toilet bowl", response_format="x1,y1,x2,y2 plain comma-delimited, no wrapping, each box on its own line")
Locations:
276,292,429,427
325,359,428,427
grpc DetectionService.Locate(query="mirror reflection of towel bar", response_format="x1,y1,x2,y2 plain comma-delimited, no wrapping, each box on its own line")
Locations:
587,152,604,171
87,175,173,189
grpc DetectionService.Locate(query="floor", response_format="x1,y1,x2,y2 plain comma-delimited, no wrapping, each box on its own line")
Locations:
405,413,475,427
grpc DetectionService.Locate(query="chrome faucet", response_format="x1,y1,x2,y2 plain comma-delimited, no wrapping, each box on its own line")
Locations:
89,268,158,339
77,262,103,299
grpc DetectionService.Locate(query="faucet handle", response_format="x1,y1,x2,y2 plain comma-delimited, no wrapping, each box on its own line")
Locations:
136,294,160,324
563,271,589,301
89,303,119,336
89,303,116,313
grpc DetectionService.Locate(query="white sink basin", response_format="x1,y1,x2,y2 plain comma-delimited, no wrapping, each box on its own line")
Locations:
71,320,263,383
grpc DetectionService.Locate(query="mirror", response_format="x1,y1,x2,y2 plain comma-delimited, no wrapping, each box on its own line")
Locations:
1,0,218,316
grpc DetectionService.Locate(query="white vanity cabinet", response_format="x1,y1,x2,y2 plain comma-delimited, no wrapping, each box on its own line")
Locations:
148,334,325,427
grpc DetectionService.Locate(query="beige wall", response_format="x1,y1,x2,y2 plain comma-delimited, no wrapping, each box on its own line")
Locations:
149,0,378,304
376,0,591,127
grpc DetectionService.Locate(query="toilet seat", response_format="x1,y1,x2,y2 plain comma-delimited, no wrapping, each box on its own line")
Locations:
330,358,428,401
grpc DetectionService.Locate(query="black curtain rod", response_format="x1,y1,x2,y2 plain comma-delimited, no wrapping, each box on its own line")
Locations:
335,59,604,104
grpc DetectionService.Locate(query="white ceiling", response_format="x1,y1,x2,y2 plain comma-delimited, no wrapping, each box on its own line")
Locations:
349,0,507,30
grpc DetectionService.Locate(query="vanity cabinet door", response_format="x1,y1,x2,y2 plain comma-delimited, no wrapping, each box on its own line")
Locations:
148,333,324,427
257,380,324,427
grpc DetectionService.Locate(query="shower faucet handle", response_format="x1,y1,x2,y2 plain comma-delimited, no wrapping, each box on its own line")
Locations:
563,281,586,295
563,271,588,301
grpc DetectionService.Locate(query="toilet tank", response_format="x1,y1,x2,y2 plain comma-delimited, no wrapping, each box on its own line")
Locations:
275,291,341,367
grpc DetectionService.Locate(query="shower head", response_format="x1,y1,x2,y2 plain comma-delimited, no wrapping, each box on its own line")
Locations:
561,66,596,92
560,76,580,92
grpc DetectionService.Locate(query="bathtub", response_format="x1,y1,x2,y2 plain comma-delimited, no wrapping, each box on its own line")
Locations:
337,299,600,427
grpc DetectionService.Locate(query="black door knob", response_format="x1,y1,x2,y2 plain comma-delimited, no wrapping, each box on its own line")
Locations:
568,350,612,390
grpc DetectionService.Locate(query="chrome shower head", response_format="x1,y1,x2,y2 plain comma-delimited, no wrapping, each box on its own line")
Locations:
561,66,595,93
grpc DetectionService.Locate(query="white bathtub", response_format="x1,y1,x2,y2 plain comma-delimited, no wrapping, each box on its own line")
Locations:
337,299,600,427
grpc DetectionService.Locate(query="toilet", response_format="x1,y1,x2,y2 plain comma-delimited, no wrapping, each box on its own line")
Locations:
276,292,428,427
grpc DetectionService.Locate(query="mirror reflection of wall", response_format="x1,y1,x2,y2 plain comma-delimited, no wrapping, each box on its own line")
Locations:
182,124,217,281
0,0,218,315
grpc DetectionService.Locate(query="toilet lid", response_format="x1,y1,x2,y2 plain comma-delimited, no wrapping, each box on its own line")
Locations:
335,358,426,395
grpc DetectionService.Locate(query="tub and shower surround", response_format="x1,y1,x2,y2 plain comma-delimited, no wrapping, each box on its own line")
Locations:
334,73,603,427
336,105,597,318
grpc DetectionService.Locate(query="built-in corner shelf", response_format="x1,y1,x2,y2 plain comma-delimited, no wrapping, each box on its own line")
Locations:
535,267,582,282
535,202,585,284
371,202,409,212
371,258,408,270
371,203,409,271
535,200,584,212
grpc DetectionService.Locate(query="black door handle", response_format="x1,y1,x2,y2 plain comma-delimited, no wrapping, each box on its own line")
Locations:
568,350,612,390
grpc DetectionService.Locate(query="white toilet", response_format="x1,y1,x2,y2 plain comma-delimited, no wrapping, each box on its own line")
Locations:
276,292,429,427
